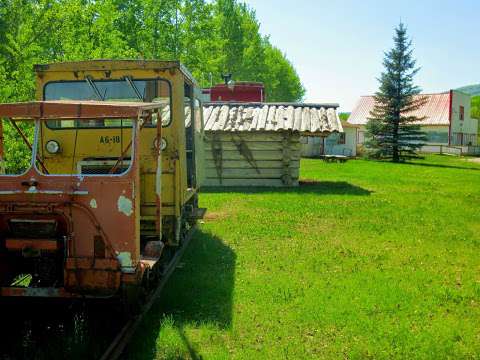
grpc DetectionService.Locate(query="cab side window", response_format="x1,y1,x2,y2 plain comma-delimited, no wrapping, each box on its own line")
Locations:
184,83,195,188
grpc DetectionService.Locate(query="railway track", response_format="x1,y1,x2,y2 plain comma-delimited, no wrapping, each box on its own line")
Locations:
100,228,197,360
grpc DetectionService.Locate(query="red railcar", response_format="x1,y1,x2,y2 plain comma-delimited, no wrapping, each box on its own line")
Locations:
0,101,163,301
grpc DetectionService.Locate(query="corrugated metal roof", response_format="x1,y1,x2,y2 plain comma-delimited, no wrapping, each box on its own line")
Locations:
348,92,451,126
203,102,342,134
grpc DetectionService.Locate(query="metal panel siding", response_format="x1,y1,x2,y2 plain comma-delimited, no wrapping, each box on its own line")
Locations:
348,93,451,126
450,90,478,145
210,83,264,102
203,102,342,135
451,91,477,133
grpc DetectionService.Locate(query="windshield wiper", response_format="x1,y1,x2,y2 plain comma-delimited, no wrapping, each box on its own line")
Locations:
86,76,104,101
125,76,144,101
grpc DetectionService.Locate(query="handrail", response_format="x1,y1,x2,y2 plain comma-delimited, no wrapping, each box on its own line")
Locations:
9,120,49,174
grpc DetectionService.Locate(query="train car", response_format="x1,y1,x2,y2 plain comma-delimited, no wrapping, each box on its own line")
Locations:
0,60,205,306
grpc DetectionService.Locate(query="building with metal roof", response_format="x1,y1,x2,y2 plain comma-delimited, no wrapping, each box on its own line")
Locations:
348,92,452,126
347,90,478,154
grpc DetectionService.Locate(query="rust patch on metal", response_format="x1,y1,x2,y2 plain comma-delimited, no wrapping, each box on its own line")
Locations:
94,235,106,258
5,238,58,251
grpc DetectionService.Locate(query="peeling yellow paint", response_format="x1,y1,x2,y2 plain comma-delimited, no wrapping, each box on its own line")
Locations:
90,198,97,209
117,252,133,270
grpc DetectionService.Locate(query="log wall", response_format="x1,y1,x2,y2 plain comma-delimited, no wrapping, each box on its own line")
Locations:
202,131,301,187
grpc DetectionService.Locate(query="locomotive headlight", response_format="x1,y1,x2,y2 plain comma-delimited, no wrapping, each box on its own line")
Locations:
45,140,60,154
153,137,167,151
160,138,167,151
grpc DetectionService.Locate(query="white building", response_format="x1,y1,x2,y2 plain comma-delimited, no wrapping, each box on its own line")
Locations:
301,121,358,157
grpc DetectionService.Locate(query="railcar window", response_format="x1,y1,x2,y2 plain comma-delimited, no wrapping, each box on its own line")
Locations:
184,83,195,188
46,118,133,129
44,79,172,128
193,98,203,132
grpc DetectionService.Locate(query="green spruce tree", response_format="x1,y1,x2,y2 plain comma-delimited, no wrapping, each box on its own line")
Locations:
366,23,427,162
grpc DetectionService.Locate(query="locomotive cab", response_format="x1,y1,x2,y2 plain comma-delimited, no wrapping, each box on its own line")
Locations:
34,60,206,247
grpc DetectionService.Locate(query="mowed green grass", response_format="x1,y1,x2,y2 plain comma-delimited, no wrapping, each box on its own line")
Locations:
129,155,480,359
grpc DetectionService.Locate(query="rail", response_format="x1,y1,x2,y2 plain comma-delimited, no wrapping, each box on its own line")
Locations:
100,227,197,360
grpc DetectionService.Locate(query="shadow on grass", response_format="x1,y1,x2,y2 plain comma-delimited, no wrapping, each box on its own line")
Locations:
404,161,480,171
201,181,372,196
365,156,480,171
128,230,235,359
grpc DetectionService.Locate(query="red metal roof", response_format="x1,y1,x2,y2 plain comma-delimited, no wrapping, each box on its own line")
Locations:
348,92,451,126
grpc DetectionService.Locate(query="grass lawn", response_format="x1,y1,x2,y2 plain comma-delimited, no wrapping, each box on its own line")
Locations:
129,155,480,359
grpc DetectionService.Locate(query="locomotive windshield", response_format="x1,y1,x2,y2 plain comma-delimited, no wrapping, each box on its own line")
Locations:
0,117,136,176
44,78,172,128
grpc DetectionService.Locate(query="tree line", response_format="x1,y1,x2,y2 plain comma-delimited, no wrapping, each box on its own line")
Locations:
0,0,305,173
0,0,305,103
472,96,480,119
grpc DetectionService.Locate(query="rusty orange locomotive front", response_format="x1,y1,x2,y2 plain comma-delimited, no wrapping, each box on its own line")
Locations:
0,101,162,299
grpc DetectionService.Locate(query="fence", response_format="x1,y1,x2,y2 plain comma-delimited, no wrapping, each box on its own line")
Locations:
466,146,480,155
439,145,463,156
420,145,480,156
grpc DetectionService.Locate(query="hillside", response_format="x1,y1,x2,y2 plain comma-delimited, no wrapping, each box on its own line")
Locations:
457,83,480,96
456,85,480,120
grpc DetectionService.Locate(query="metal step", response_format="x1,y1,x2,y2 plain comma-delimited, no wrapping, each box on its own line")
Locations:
190,208,207,220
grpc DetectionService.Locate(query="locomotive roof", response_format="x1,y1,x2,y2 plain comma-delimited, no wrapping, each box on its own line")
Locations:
33,59,198,86
0,100,163,119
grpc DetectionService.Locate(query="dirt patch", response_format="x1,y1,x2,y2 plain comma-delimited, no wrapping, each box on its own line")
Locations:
467,158,480,164
204,210,230,221
299,179,321,186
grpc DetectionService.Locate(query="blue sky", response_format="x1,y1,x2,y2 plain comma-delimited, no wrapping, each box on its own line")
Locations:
243,0,480,112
